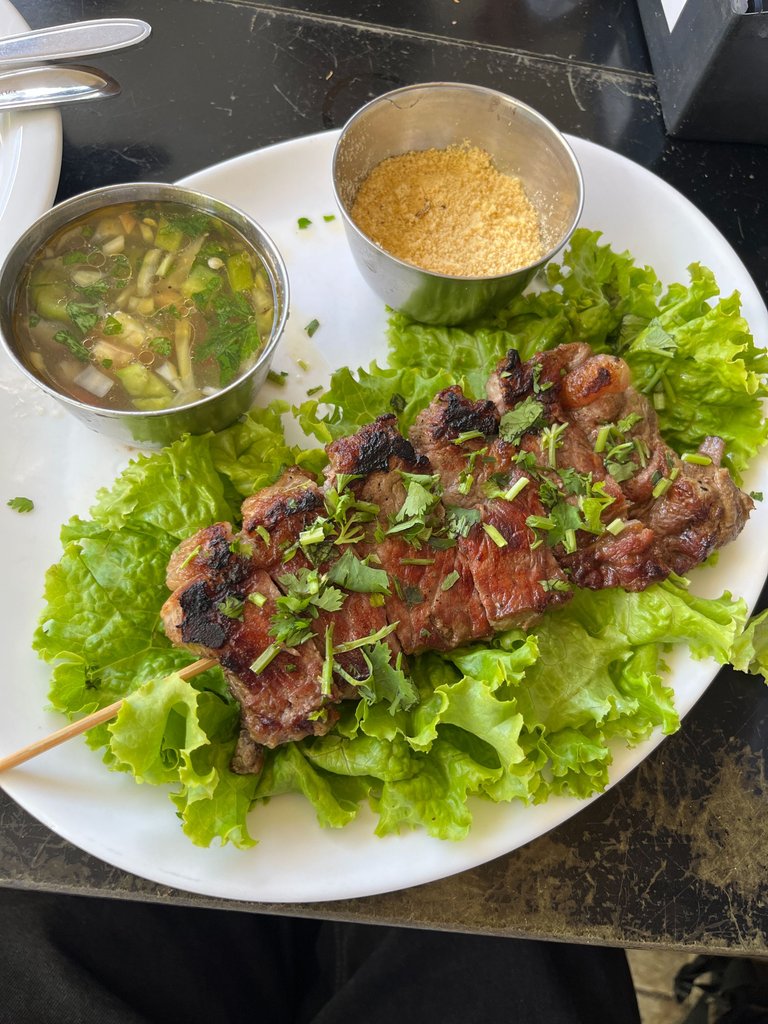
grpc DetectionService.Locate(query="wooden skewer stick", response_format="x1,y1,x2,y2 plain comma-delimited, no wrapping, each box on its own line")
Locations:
0,658,217,773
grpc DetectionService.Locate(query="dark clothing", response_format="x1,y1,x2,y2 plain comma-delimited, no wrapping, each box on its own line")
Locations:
0,887,641,1024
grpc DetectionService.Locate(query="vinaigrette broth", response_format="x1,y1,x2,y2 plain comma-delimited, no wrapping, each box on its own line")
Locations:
13,201,276,412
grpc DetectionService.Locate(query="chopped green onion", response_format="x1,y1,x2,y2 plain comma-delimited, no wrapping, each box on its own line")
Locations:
305,318,320,337
299,523,326,547
248,592,267,607
594,424,611,453
652,467,679,499
369,593,385,607
482,523,508,548
323,214,335,222
540,578,571,592
452,430,485,444
254,525,270,545
179,544,201,569
606,517,626,536
267,369,288,386
297,358,310,371
399,557,436,566
563,528,577,553
503,477,530,501
525,514,555,531
320,624,334,696
333,621,398,654
440,570,460,592
249,643,281,675
457,470,474,495
681,452,712,466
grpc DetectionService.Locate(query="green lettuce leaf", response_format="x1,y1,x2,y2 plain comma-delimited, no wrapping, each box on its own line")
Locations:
108,672,257,848
294,362,459,442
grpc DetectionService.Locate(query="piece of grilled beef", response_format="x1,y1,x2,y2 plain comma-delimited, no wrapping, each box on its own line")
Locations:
410,386,571,628
161,343,754,771
326,414,494,650
162,561,336,756
162,471,354,762
487,344,753,585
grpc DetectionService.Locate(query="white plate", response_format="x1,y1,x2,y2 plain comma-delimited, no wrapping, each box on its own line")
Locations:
1,130,766,904
0,1,62,263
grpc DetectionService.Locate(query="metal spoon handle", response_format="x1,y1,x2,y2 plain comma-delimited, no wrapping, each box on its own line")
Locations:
0,18,150,67
0,65,121,111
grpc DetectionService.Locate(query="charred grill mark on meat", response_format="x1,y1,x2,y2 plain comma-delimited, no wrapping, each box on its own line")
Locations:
327,413,428,479
161,344,754,771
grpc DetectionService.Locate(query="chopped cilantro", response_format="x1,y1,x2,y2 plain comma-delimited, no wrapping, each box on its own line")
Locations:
498,396,545,444
444,505,481,539
345,642,418,714
62,251,89,266
217,595,245,620
166,211,212,237
326,549,390,594
229,538,254,557
194,292,262,387
149,336,172,357
53,330,90,362
540,578,571,592
402,583,424,606
66,302,100,335
323,214,336,222
103,315,123,336
7,496,33,513
297,217,312,230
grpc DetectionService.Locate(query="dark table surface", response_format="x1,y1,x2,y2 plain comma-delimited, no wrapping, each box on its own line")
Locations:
3,0,768,955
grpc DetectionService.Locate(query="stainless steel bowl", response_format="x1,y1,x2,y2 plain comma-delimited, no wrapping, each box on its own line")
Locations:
0,182,289,447
332,82,584,326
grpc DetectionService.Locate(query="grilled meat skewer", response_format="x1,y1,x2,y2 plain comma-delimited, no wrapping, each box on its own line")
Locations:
160,344,754,772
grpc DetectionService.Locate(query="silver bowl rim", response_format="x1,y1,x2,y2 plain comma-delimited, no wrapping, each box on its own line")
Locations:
0,180,289,421
331,81,585,284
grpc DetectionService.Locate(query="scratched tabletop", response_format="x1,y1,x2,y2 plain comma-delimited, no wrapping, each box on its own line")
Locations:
2,0,768,953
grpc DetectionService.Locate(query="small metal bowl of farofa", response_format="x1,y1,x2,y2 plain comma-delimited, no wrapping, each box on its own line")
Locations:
0,182,288,448
332,82,584,326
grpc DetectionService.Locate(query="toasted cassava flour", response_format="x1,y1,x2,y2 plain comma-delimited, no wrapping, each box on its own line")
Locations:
350,144,544,277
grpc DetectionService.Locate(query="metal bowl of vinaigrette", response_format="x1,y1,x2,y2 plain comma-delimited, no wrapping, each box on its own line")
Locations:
0,182,289,447
333,82,583,326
